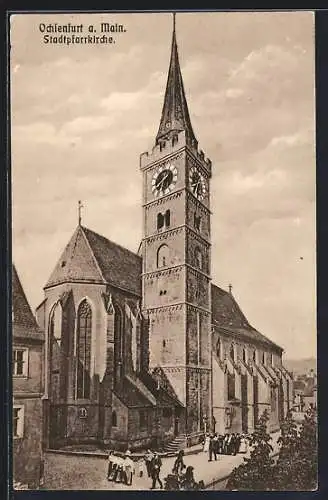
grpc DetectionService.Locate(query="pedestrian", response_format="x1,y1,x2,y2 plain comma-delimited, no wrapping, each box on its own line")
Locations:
213,433,219,457
223,434,229,454
234,433,241,455
180,466,198,490
203,433,210,453
107,450,114,480
239,434,248,454
227,433,233,455
150,452,163,489
208,434,217,462
172,449,186,475
114,454,124,483
124,450,134,486
217,434,224,454
144,449,154,478
108,452,119,481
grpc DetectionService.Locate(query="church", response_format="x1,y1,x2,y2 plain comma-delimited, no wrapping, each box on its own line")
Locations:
35,17,293,451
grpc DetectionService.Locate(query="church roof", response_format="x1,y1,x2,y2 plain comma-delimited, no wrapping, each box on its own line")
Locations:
211,284,283,353
12,264,43,341
45,225,142,296
156,15,197,146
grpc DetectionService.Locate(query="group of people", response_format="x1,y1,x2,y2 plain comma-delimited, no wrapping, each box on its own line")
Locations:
107,450,135,485
165,450,204,490
203,432,248,461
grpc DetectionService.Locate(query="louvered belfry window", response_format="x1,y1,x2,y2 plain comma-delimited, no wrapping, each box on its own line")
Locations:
76,300,92,399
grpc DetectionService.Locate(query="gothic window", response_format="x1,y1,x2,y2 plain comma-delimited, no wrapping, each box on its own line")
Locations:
194,247,202,270
157,244,169,268
157,213,164,230
230,343,235,361
114,305,124,385
112,410,117,427
270,353,273,365
216,338,221,358
253,349,257,363
49,302,62,346
165,209,171,227
194,213,201,231
262,351,265,365
227,372,236,400
76,300,92,399
242,348,247,363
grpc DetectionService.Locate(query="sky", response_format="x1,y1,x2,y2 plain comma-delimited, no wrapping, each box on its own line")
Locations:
10,11,316,359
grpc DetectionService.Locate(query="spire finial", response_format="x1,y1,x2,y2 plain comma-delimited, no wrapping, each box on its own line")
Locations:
173,12,176,34
78,200,84,226
228,283,233,295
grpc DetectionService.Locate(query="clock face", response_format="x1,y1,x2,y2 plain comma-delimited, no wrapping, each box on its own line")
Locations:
189,166,206,200
152,163,178,197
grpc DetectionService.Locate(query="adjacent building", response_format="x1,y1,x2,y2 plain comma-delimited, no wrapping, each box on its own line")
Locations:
35,18,293,450
12,265,44,488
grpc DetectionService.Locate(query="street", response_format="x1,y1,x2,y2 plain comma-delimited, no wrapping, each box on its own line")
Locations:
42,432,281,490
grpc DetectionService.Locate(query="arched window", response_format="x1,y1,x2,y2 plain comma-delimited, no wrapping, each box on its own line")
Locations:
194,247,202,270
262,352,265,365
112,410,117,427
242,348,247,363
230,343,235,361
157,244,169,268
49,302,62,346
76,300,92,399
253,350,256,363
165,209,171,227
216,338,221,358
157,213,164,230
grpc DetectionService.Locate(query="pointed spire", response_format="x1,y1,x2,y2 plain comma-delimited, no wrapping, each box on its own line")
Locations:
156,13,197,147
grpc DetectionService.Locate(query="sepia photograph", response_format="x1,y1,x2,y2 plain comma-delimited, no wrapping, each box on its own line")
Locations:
10,10,316,491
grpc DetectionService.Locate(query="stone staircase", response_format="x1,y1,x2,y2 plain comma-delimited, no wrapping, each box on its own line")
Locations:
162,435,187,453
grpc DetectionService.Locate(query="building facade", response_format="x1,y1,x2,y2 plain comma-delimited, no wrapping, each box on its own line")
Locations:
35,19,293,450
12,265,44,489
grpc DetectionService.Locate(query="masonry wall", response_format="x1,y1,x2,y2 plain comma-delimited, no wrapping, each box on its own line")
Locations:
13,397,43,489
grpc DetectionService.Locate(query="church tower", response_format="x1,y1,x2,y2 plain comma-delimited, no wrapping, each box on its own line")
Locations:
140,15,212,436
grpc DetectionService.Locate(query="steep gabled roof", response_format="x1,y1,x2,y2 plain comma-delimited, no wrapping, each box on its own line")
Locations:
45,225,142,296
211,284,283,353
12,264,43,341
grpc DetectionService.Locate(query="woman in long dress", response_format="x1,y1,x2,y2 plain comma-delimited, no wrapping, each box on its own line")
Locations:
203,433,210,453
239,434,248,454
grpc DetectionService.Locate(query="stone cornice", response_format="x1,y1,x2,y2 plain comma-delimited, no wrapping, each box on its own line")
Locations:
144,189,183,209
143,224,211,248
142,263,211,280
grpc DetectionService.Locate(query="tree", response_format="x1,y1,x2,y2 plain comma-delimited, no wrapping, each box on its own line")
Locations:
226,410,274,491
274,410,300,489
294,407,318,490
271,407,317,490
